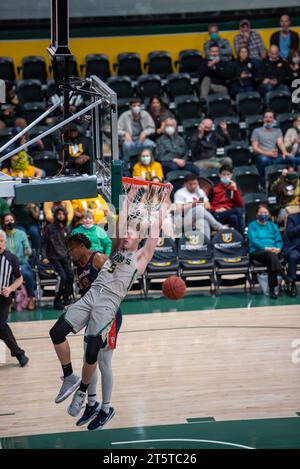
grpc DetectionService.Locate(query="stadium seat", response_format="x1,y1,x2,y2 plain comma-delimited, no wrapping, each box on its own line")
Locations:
214,116,242,142
166,170,191,197
265,164,287,193
224,142,252,167
46,78,59,98
212,229,250,293
174,94,201,123
31,151,60,176
175,49,204,77
178,232,215,292
20,56,48,83
22,102,46,124
144,237,179,295
265,89,292,114
243,192,269,224
114,52,142,79
28,125,59,152
17,79,44,103
82,54,110,80
144,51,173,77
198,176,214,196
245,115,264,141
166,73,195,100
201,168,220,185
207,93,233,119
236,91,263,119
233,166,261,193
276,113,295,136
182,118,200,147
107,76,134,100
0,128,13,148
136,74,163,102
0,56,16,83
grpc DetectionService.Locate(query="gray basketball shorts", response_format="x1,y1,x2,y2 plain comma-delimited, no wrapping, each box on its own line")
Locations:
64,287,119,341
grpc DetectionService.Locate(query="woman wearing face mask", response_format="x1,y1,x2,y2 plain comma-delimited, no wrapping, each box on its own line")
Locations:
148,96,174,140
248,204,290,299
2,213,36,310
72,210,112,255
132,149,164,182
230,46,259,96
284,115,300,165
2,151,43,178
271,165,300,224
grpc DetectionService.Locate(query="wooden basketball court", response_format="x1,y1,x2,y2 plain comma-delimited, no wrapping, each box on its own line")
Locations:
1,300,300,448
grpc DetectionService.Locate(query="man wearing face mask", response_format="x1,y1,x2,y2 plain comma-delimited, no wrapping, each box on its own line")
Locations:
155,117,200,177
191,118,232,170
271,165,300,224
251,110,295,184
132,149,164,182
258,45,289,96
67,123,91,175
270,15,299,60
118,97,156,163
204,24,233,62
209,165,244,233
199,44,234,100
42,207,73,310
72,210,112,255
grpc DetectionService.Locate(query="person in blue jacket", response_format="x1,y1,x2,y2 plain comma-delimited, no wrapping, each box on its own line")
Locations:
248,204,289,299
283,212,300,298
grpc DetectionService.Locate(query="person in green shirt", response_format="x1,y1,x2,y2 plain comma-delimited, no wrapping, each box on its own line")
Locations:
72,210,112,255
248,204,290,299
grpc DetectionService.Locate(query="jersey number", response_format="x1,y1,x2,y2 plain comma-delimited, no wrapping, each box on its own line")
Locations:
108,262,117,274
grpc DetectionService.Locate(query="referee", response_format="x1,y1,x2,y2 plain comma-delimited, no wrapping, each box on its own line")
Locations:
0,230,29,367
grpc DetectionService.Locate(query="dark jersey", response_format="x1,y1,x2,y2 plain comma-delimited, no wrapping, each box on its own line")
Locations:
0,250,21,290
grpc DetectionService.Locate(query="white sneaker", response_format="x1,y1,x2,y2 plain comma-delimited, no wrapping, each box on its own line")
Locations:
55,374,81,404
68,390,86,417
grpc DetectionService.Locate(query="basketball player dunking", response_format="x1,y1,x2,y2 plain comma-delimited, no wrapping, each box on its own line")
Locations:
66,233,122,430
49,195,171,429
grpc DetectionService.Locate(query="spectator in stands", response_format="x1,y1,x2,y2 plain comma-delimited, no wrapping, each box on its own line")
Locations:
0,84,24,128
251,110,295,183
0,229,29,367
72,209,112,255
155,117,200,176
284,211,300,297
258,45,289,96
44,200,74,225
204,23,233,62
118,97,156,161
2,213,36,310
248,204,287,300
148,96,174,140
191,118,232,170
42,206,73,310
286,49,300,87
67,123,91,175
71,194,111,226
0,198,10,219
230,46,259,97
174,173,226,239
2,151,43,178
270,15,299,59
11,202,41,253
271,165,300,224
284,115,300,161
132,148,164,182
209,165,244,233
199,44,234,100
234,19,266,62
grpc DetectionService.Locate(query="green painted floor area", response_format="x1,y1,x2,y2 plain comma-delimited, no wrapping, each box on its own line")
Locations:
8,291,300,323
2,416,300,449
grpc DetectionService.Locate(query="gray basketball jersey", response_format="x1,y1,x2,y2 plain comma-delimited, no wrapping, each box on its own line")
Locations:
92,249,138,301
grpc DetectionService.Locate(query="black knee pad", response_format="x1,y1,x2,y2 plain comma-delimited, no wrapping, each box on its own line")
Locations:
49,316,73,345
85,336,103,365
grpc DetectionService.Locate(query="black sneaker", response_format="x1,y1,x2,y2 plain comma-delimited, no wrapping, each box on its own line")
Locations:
53,298,64,310
76,402,101,426
290,282,297,298
17,354,29,367
87,407,115,431
269,287,278,299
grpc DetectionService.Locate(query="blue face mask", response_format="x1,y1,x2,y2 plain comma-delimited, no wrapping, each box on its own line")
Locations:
210,33,219,40
264,122,277,129
257,214,269,223
220,177,230,185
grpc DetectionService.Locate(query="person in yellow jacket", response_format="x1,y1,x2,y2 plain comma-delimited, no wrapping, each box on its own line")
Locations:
132,149,164,182
71,194,111,226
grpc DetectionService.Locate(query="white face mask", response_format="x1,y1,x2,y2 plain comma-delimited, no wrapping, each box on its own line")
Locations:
165,126,175,136
132,106,141,115
83,221,94,229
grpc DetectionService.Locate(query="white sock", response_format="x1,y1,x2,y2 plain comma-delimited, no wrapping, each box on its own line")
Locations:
98,349,113,414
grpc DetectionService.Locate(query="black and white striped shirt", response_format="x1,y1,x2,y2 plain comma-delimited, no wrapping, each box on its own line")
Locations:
0,250,21,290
